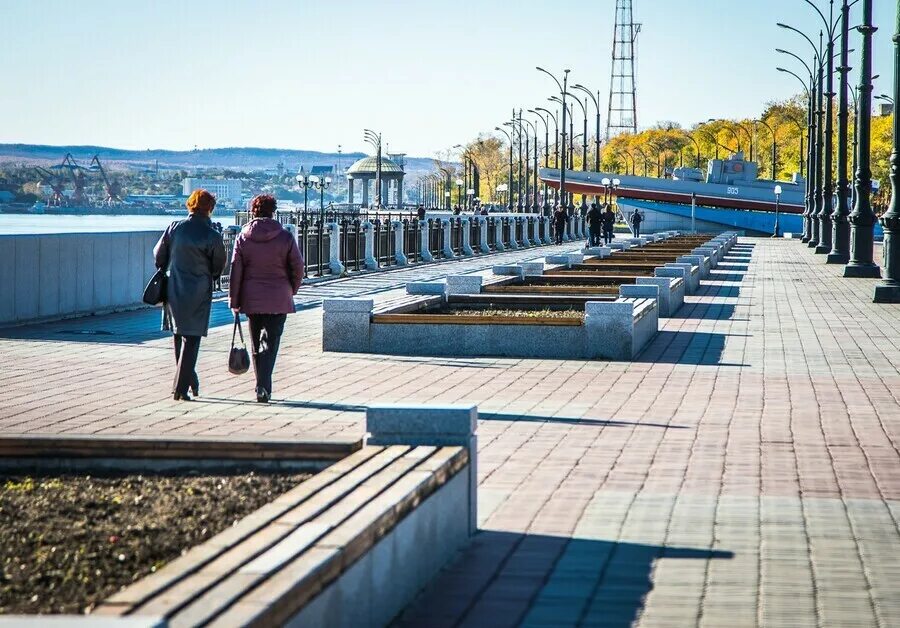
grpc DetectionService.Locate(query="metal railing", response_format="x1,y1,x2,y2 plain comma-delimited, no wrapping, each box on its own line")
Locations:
229,212,567,281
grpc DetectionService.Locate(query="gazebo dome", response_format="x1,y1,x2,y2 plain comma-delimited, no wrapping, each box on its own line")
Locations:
346,156,404,176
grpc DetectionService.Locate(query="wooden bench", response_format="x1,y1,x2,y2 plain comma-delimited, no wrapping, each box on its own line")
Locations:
96,445,470,627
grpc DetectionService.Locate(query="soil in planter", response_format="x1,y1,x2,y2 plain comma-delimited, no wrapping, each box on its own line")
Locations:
0,470,312,615
445,308,584,320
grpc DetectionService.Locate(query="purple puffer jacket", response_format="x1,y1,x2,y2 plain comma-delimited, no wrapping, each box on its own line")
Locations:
229,218,303,314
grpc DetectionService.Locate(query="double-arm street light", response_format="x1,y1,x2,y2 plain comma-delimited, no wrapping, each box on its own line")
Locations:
504,116,525,211
875,94,895,105
679,131,703,170
296,172,314,214
537,67,572,212
310,175,332,220
494,125,515,212
363,129,382,209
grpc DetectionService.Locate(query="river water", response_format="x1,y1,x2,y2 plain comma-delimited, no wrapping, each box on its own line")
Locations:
0,214,239,235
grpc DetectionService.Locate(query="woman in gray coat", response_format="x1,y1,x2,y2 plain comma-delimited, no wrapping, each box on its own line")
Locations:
153,189,227,401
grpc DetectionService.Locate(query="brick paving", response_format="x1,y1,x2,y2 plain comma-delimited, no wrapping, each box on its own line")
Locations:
2,237,899,627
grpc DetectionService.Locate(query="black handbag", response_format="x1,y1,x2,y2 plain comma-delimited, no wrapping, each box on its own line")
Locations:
142,269,167,306
228,314,251,375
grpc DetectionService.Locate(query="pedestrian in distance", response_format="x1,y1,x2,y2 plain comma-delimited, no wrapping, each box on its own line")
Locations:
153,189,227,401
553,204,567,245
631,209,643,238
586,202,603,247
416,205,426,221
229,194,304,403
602,204,616,245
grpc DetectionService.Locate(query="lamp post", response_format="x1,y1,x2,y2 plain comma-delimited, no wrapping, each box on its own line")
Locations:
776,65,816,241
873,1,900,301
535,106,559,208
503,119,524,211
573,84,602,173
778,23,826,249
530,109,552,213
829,0,853,264
844,0,881,278
296,173,313,216
773,185,783,237
755,119,778,180
311,175,332,221
363,129,382,208
680,131,703,170
537,67,570,211
522,116,541,212
455,178,463,209
495,126,515,211
798,1,840,255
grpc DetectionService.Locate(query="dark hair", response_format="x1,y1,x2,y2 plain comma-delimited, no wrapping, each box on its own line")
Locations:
250,194,277,218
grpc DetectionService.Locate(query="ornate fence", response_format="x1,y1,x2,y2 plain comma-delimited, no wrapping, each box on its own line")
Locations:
229,211,582,279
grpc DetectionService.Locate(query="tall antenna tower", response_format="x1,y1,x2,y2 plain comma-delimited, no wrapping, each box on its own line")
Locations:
606,0,641,139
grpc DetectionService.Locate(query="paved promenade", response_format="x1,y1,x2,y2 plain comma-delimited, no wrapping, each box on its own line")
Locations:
2,238,899,627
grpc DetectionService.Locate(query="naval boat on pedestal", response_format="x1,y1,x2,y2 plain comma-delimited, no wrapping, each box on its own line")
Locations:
540,151,813,235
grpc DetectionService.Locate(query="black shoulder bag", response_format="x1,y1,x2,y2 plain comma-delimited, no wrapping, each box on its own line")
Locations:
228,314,251,375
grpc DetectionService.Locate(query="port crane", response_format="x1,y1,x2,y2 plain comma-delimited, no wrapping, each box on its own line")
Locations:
33,166,69,206
53,153,88,205
89,155,122,205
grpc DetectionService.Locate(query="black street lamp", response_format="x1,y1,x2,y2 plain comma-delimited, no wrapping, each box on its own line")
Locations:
873,1,899,301
844,0,881,278
734,122,755,161
875,94,896,105
680,131,703,170
776,64,816,241
798,1,840,255
529,110,552,213
755,118,779,180
778,22,826,249
311,175,332,221
296,173,314,215
829,0,853,264
503,118,524,212
537,67,570,210
495,125,515,212
573,84,602,173
522,116,541,212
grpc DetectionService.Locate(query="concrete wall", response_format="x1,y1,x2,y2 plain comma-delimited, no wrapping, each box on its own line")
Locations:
0,231,160,326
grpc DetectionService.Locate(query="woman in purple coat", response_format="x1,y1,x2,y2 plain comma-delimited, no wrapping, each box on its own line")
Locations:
229,195,304,402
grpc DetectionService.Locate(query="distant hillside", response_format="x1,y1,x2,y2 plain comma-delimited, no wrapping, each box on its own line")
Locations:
0,143,438,175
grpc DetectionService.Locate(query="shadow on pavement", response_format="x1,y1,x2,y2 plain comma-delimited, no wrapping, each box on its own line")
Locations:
638,331,750,366
479,412,688,429
0,300,236,345
395,531,732,628
673,303,740,321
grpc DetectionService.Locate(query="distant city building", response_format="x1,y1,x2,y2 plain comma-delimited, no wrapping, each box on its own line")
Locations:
878,102,894,117
182,178,242,207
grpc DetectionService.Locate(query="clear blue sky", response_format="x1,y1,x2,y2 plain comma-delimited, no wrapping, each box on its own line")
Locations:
0,0,894,159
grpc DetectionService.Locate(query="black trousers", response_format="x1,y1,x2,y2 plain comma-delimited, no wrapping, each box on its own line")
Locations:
554,224,565,244
588,229,602,247
248,313,287,394
173,335,201,395
634,223,641,237
603,227,614,244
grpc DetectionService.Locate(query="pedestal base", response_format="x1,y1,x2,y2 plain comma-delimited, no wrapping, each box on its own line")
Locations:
873,283,900,303
801,236,810,243
807,240,818,248
814,244,830,254
843,263,882,278
826,252,849,264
